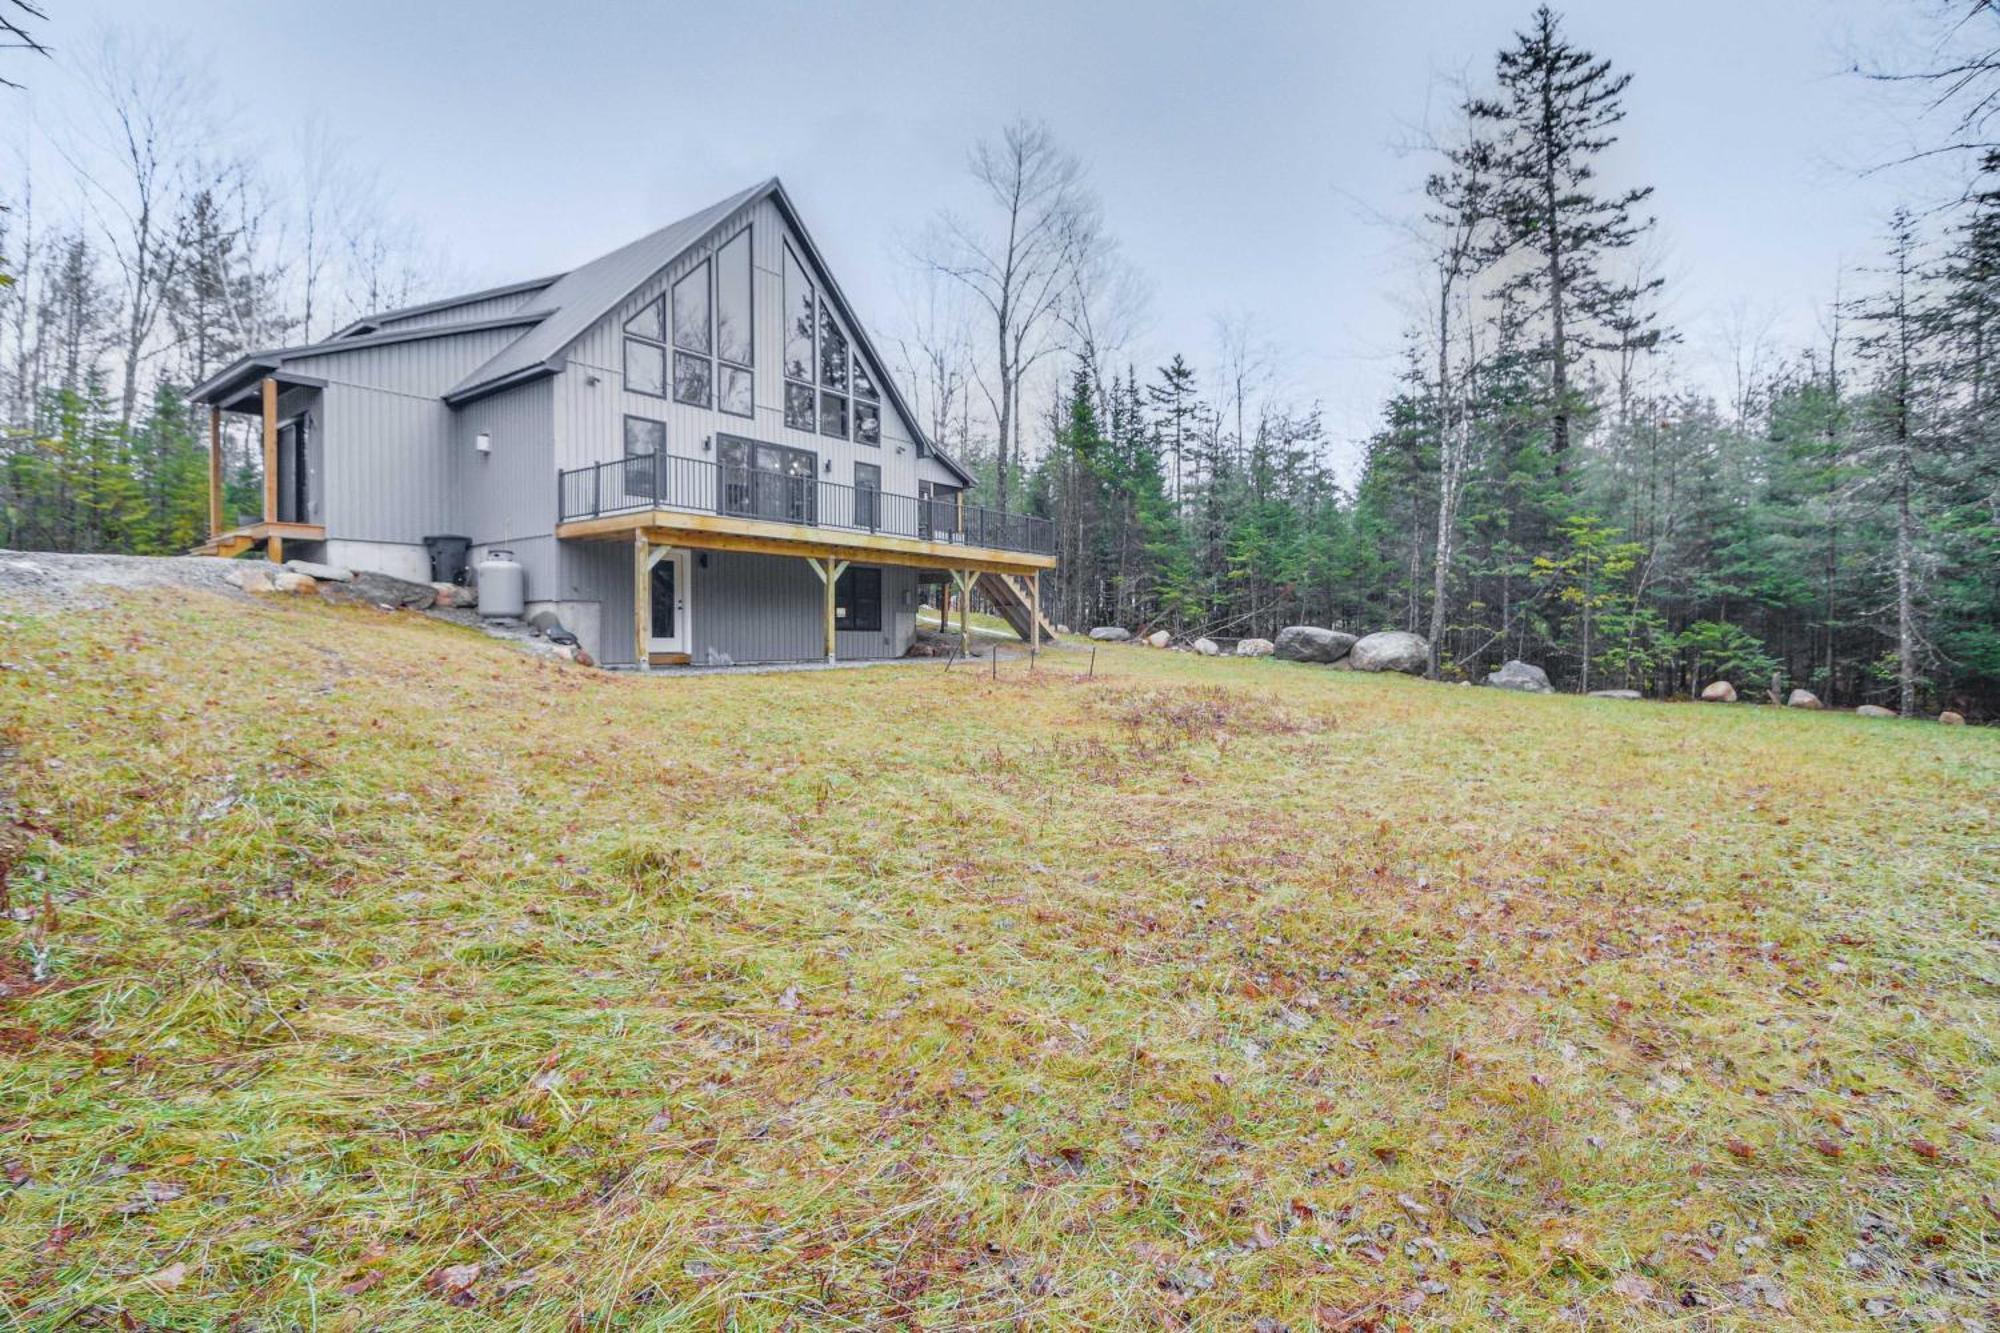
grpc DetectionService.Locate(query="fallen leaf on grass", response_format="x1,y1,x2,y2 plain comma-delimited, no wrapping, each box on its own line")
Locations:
426,1262,480,1306
1908,1138,1941,1161
144,1261,188,1291
1610,1272,1657,1303
339,1269,384,1297
1812,1138,1844,1158
1723,1138,1754,1160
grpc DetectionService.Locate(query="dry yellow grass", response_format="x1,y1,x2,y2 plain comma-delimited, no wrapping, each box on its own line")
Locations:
0,589,1995,1330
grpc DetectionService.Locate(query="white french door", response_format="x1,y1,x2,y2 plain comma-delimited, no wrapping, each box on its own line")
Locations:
647,548,691,655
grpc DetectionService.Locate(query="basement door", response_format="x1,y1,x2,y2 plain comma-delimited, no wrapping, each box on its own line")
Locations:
647,548,691,656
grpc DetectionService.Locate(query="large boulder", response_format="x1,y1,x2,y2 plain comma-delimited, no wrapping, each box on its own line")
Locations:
1588,689,1643,701
1192,637,1220,657
1235,638,1275,658
1273,626,1357,664
1786,688,1822,709
271,571,318,594
1940,710,1966,726
317,570,437,610
1485,660,1553,694
1349,631,1429,675
1855,704,1898,719
1700,680,1737,703
1145,630,1171,649
283,559,352,582
225,566,275,594
1087,627,1131,642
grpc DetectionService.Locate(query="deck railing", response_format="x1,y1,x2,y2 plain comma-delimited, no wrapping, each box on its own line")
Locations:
557,452,1056,556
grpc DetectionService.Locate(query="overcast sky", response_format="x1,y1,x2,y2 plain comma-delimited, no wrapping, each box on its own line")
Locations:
8,0,1969,476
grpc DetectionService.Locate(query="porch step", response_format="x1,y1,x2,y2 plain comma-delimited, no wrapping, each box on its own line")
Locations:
974,571,1060,644
191,534,257,559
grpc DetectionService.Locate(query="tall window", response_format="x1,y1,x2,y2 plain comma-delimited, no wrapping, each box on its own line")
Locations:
854,460,880,530
781,239,879,446
718,435,816,525
628,229,754,417
623,415,665,500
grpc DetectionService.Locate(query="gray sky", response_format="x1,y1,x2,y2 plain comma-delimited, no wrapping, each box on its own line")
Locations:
12,0,1964,475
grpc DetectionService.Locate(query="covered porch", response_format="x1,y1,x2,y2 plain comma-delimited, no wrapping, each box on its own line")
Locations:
189,368,326,562
557,509,1057,668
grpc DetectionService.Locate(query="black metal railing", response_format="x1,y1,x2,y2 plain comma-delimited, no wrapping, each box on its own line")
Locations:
557,451,1056,556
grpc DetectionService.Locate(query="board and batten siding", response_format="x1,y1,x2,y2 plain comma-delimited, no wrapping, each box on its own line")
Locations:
286,325,528,544
690,553,916,664
552,196,928,504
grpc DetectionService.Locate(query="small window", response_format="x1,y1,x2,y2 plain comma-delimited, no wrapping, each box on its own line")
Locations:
785,381,816,431
623,416,665,457
672,261,711,354
854,401,880,446
625,297,665,342
716,230,752,367
625,338,666,396
673,351,712,407
818,305,849,391
835,566,882,632
719,364,753,417
819,390,848,439
853,359,879,402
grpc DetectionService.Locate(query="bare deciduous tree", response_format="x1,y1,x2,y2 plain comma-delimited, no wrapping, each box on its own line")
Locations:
920,119,1099,512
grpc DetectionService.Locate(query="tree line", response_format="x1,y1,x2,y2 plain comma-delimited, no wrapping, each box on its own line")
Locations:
0,34,444,555
916,7,1998,716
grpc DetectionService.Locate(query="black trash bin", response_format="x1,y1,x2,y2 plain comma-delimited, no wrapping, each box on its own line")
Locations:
423,534,472,586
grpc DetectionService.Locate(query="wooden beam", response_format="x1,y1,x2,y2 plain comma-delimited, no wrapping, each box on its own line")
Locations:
268,533,283,565
207,405,223,538
260,377,278,526
554,508,1056,574
952,569,975,644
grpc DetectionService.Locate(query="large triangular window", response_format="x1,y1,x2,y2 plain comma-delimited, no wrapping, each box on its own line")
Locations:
782,239,880,447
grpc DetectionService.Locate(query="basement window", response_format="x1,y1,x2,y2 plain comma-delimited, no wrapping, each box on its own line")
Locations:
835,566,882,632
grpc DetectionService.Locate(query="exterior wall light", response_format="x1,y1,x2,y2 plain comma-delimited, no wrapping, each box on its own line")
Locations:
474,432,492,455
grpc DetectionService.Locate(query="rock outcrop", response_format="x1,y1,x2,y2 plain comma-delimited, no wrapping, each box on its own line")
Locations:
1146,630,1171,649
284,559,352,582
1701,681,1737,703
1855,704,1897,718
1940,710,1966,726
1587,689,1643,700
1088,627,1131,642
1193,637,1220,656
1349,631,1428,675
1785,688,1822,709
1235,638,1275,658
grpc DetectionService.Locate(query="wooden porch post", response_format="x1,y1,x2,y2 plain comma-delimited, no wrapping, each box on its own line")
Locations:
260,377,280,562
950,569,975,647
634,531,651,670
207,405,223,538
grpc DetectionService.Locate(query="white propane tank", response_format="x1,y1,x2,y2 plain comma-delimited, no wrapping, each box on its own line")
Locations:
476,548,526,618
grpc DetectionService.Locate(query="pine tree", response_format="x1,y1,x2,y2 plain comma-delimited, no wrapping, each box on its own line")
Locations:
1469,5,1661,465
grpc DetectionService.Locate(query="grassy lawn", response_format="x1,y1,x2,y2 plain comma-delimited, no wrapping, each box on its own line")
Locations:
2,591,1995,1330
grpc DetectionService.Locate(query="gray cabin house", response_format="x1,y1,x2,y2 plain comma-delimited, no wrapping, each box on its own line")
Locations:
190,178,1057,666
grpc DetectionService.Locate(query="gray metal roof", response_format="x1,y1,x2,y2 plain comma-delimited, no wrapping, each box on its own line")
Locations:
196,177,974,488
329,274,564,340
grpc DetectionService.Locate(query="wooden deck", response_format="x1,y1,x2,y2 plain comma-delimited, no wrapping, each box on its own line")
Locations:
556,508,1057,577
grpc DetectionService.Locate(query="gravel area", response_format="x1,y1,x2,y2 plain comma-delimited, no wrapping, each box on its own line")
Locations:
0,549,250,610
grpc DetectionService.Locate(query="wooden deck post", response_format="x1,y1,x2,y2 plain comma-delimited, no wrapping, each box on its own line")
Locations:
207,405,223,538
260,377,280,562
634,531,651,670
1030,570,1041,663
807,556,848,664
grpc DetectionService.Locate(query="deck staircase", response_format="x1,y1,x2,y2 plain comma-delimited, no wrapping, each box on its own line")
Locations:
975,571,1060,644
